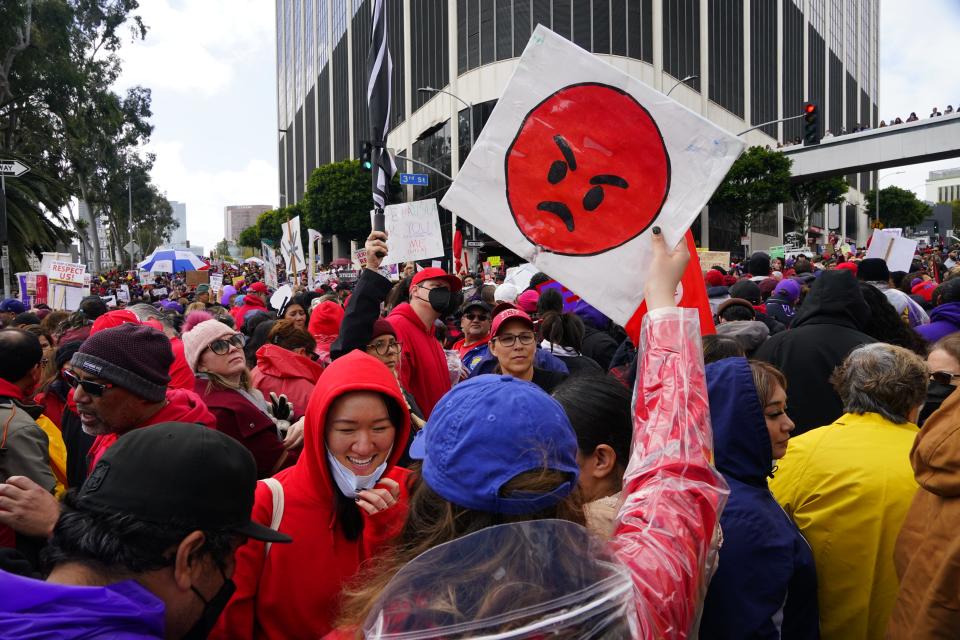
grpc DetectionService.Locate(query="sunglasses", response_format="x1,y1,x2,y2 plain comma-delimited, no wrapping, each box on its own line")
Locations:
208,334,245,355
463,313,489,322
63,369,115,397
930,371,960,386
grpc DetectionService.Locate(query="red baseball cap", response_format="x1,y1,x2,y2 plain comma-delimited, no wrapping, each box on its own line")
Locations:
411,267,463,293
249,282,269,294
91,309,141,336
490,308,535,338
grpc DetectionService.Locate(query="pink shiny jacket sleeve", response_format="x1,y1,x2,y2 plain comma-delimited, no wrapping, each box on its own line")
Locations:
609,307,729,639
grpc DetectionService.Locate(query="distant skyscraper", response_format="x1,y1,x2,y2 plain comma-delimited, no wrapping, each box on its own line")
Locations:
169,201,188,245
224,205,272,242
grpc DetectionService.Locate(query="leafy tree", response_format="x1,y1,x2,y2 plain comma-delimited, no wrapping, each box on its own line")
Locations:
214,238,230,258
709,146,794,237
237,225,260,248
303,160,375,240
790,175,849,232
865,186,932,229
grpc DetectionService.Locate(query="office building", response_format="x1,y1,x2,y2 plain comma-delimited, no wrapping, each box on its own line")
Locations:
927,168,960,204
224,204,273,242
277,0,879,252
169,201,188,245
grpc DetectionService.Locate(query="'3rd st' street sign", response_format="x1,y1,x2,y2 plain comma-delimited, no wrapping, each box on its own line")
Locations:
0,160,30,178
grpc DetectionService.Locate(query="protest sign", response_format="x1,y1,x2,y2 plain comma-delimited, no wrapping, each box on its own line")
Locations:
768,245,786,259
431,260,442,269
487,256,502,267
375,199,445,266
118,284,130,304
355,249,368,269
186,271,210,287
153,287,169,298
47,261,86,287
271,284,294,311
262,243,279,289
440,25,744,325
696,250,731,272
209,274,223,296
865,229,917,273
280,216,306,273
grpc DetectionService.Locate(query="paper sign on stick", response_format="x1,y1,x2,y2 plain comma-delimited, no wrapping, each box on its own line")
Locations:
865,229,917,273
47,261,86,287
262,243,279,289
280,216,306,273
375,199,445,266
440,25,744,326
696,250,731,272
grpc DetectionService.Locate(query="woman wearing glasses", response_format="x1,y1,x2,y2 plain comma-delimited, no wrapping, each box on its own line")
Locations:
488,308,568,393
919,333,960,425
183,319,298,478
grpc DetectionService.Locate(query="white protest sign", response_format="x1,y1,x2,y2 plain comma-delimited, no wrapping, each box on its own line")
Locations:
153,287,169,298
440,26,745,325
47,261,86,287
865,229,918,273
375,199,445,266
280,216,306,273
270,284,294,311
118,284,130,303
355,249,368,269
884,228,902,238
262,243,279,289
209,273,223,297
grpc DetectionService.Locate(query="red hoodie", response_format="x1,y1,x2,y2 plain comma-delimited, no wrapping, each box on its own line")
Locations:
231,294,268,330
213,350,412,640
251,343,324,420
86,388,217,471
308,300,344,366
387,302,450,418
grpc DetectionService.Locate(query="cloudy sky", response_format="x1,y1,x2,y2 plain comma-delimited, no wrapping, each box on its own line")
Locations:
113,1,960,252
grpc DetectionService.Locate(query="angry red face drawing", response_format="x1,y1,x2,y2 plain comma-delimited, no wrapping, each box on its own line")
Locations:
504,83,671,256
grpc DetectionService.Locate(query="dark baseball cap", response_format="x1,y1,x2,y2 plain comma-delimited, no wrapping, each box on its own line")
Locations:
77,423,291,543
460,299,492,314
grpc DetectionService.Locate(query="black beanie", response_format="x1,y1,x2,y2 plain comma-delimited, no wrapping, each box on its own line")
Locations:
747,252,771,277
729,280,763,305
857,258,890,282
71,324,173,402
55,340,84,370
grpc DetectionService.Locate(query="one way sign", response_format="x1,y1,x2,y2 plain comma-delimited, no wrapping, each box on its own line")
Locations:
0,159,30,178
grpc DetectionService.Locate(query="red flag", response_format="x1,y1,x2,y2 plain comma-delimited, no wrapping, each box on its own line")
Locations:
625,231,716,345
453,229,465,275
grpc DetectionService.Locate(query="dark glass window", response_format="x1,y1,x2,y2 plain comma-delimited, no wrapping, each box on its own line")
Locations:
294,107,305,201
553,0,571,39
593,0,610,54
278,139,286,200
480,0,495,65
626,0,653,63
318,66,330,164
514,0,532,54
808,27,826,139
496,0,513,59
389,0,406,129
412,0,450,111
351,0,372,153
467,0,480,69
532,0,551,32
305,88,317,178
611,0,627,56
750,0,776,137
286,126,295,204
458,99,498,164
662,0,700,91
573,0,591,49
458,0,468,73
708,0,744,117
829,52,842,135
412,120,452,200
332,41,350,160
781,0,803,142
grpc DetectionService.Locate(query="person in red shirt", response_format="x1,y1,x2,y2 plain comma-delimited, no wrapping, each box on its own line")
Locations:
451,299,492,375
231,282,270,330
386,267,462,417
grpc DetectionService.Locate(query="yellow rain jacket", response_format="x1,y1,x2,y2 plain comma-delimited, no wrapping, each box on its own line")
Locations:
769,412,918,640
36,414,67,498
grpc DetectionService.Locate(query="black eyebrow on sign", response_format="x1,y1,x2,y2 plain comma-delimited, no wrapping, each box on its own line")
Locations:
553,135,577,170
589,175,629,188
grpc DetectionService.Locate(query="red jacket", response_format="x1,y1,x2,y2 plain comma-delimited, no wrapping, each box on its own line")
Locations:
86,388,216,471
251,344,324,421
231,294,268,330
387,303,450,417
168,337,196,390
213,350,412,640
194,377,298,479
309,301,344,366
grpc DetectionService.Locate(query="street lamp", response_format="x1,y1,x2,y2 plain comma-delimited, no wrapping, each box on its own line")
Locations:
666,74,699,97
876,170,906,224
417,86,474,147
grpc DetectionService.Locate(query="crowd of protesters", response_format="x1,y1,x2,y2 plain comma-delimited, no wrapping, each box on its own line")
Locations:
1,228,960,637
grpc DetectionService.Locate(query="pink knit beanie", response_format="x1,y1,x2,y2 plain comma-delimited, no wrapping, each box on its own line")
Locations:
182,319,238,372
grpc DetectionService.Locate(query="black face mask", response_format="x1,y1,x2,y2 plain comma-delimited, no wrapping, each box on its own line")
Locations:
182,569,236,640
920,381,957,426
420,287,452,313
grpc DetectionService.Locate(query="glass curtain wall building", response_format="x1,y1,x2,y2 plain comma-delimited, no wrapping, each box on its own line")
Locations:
277,0,879,252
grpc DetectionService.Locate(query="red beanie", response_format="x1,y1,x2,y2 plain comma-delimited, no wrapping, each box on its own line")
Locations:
90,309,140,336
912,281,937,302
835,262,858,276
704,270,724,287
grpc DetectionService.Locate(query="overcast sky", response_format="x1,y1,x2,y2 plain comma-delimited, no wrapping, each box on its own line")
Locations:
113,1,960,252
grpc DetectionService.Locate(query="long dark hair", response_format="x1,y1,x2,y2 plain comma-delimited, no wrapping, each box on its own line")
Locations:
552,376,631,469
540,311,586,353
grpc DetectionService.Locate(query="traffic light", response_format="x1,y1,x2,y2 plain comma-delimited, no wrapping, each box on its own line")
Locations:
359,141,373,171
803,103,819,146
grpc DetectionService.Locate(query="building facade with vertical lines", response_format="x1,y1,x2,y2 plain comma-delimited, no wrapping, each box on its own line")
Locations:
277,0,879,253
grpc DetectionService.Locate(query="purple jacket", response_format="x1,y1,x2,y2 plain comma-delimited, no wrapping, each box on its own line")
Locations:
916,302,960,343
0,569,165,638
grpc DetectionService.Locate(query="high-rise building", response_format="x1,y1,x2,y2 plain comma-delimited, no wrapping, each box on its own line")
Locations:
169,201,188,245
224,205,273,242
276,0,880,251
927,168,960,204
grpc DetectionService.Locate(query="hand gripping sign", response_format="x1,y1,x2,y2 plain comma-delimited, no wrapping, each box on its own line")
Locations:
441,26,744,326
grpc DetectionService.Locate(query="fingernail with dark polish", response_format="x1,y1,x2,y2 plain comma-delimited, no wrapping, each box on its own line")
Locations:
652,226,661,235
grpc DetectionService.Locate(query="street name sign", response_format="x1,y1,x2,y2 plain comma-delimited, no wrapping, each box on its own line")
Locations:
399,173,429,186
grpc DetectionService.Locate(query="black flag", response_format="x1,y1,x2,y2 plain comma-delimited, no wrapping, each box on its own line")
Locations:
367,0,396,214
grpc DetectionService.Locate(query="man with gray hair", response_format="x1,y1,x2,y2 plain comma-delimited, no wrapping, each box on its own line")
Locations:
769,343,927,639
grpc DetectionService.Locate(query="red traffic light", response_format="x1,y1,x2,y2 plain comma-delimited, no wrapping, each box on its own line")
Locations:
804,103,817,114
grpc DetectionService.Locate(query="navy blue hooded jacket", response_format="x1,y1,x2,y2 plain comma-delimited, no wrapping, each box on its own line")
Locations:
700,357,820,640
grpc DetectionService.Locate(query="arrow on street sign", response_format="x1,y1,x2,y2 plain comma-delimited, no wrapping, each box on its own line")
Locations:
0,159,30,178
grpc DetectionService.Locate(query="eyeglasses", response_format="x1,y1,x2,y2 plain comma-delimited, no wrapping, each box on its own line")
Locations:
63,369,115,397
366,340,402,356
493,332,536,348
930,371,960,386
463,313,489,322
208,334,245,355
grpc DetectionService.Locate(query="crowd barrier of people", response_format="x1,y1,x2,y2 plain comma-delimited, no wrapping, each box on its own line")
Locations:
1,229,959,638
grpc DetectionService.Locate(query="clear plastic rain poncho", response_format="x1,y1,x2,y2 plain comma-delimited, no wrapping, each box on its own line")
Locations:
362,308,729,639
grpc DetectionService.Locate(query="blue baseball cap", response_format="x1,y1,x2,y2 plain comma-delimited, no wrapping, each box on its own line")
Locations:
0,299,26,314
410,375,579,515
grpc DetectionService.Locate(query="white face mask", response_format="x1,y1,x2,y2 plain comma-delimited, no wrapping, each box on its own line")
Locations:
326,450,390,498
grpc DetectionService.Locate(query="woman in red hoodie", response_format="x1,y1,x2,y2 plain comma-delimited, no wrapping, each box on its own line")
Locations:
309,299,345,366
212,349,412,640
251,319,324,420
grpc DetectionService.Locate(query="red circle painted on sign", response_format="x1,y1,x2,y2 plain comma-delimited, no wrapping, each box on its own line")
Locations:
504,83,671,256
